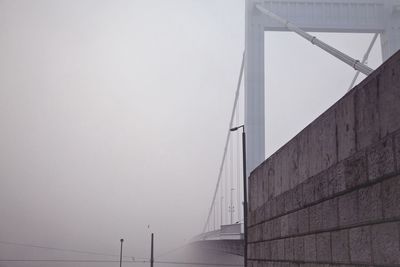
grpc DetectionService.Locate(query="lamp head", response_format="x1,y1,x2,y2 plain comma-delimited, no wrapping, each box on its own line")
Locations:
230,125,244,132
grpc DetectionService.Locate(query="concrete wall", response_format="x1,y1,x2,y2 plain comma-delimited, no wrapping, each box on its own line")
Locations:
248,51,400,267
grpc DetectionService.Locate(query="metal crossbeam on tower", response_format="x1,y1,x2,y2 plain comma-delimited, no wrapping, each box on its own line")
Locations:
245,0,400,174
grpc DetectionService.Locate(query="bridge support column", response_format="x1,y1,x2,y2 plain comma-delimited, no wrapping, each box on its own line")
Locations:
381,1,400,61
245,0,265,175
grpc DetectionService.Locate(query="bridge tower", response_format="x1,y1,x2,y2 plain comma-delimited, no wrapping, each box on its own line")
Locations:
245,0,400,173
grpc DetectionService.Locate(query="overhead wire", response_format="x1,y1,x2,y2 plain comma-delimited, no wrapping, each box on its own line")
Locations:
0,240,146,261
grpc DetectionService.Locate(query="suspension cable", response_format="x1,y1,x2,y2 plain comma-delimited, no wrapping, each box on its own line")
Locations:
202,52,245,233
255,4,374,76
348,33,379,91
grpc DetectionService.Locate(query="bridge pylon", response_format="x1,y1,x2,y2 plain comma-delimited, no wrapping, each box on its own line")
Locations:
245,0,400,174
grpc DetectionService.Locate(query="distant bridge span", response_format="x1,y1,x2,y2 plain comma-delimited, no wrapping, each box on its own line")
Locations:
190,224,244,256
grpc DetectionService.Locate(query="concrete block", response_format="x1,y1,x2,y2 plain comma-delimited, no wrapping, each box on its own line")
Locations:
249,176,256,212
382,175,400,219
248,227,254,243
314,172,329,202
277,239,285,260
272,218,281,239
304,234,317,262
297,208,309,234
249,212,255,227
258,173,265,209
289,138,300,189
293,184,303,209
248,243,254,259
284,190,294,213
367,137,395,181
379,60,400,137
339,191,359,227
355,76,380,151
269,198,277,219
274,155,283,197
284,238,294,261
336,90,356,161
303,177,315,205
262,166,269,207
263,221,272,240
316,232,332,262
322,198,339,229
298,128,311,182
281,139,300,191
343,151,368,189
293,236,305,261
256,206,265,225
396,131,400,172
358,183,382,223
288,211,298,235
270,240,278,260
327,163,346,196
263,241,272,260
308,110,337,177
264,201,271,222
371,222,400,265
349,226,372,264
282,162,291,194
275,194,285,217
257,223,264,242
309,202,323,231
267,165,275,201
254,242,261,259
331,229,350,263
280,215,289,237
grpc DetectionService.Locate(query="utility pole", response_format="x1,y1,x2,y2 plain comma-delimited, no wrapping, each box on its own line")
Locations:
150,233,154,267
242,129,248,267
119,238,124,267
230,125,247,267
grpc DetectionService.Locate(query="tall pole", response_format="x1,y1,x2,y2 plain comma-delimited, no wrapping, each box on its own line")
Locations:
230,125,247,267
119,239,124,267
242,130,248,267
150,233,154,267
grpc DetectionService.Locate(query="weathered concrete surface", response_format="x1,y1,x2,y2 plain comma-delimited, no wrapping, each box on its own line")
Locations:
248,51,400,266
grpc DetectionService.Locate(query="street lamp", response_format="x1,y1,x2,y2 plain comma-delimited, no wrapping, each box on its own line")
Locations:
230,125,247,267
120,238,124,267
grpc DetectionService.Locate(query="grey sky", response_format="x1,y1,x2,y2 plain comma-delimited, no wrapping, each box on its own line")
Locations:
0,0,383,265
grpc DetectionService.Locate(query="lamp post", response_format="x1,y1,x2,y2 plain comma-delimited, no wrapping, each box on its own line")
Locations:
119,238,124,267
150,233,154,267
230,125,247,267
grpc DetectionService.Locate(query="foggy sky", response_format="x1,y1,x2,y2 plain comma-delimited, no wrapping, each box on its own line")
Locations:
0,0,383,265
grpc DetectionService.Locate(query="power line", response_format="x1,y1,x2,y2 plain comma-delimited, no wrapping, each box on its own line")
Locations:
0,240,146,260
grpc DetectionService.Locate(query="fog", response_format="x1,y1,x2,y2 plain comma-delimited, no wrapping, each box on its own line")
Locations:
0,0,383,266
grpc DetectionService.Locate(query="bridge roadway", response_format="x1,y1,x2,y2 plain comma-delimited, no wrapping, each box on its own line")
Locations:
190,223,244,257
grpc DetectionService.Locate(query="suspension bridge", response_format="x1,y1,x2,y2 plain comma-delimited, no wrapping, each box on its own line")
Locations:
191,0,400,262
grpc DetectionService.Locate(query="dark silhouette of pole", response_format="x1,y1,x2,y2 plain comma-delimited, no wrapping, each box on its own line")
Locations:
230,125,247,267
119,239,124,267
150,233,154,267
242,130,248,267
